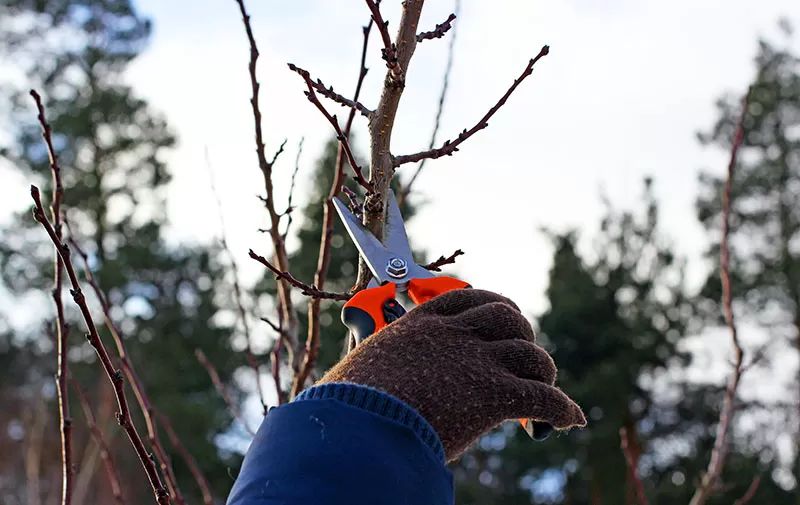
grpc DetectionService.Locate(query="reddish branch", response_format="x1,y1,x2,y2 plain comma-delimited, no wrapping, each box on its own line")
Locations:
206,149,267,414
688,87,752,505
29,89,73,505
292,11,376,397
281,138,304,241
399,1,460,205
70,378,125,505
248,249,351,301
155,410,214,505
298,74,372,118
394,45,550,166
31,186,170,505
733,475,762,505
424,249,464,272
416,13,456,42
288,63,373,192
194,349,255,436
364,0,401,80
234,0,301,374
63,227,186,505
619,425,648,505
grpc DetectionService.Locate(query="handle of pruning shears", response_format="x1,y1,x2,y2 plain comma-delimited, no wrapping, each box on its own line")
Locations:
342,276,470,344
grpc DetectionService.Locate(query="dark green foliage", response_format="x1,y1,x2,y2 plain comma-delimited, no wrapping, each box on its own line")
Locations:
0,1,241,502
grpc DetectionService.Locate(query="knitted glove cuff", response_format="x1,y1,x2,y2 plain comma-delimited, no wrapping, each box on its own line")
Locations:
295,382,445,462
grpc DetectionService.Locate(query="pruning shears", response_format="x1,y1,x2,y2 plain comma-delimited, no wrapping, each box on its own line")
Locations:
333,190,537,438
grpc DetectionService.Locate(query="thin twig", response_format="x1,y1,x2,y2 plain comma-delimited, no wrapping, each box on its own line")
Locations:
63,225,185,505
301,75,372,117
205,148,267,415
400,0,460,204
416,13,456,42
30,186,170,505
248,249,352,301
29,89,73,505
282,138,304,240
394,45,550,166
424,249,464,272
293,10,376,397
194,349,255,437
234,0,301,374
70,378,125,505
288,63,373,193
154,410,214,505
688,87,752,505
364,0,401,81
733,475,762,505
619,425,649,505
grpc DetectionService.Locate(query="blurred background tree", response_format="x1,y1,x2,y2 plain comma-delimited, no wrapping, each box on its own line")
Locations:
0,1,243,503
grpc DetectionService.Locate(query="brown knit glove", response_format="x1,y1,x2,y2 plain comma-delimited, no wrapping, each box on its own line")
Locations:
319,289,586,461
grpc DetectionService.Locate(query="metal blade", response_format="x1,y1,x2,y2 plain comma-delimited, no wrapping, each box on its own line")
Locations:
332,197,393,283
384,190,415,264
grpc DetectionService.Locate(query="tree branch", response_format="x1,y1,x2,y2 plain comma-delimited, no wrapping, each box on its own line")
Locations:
733,475,762,505
30,186,170,505
299,73,372,117
281,138,304,241
416,13,456,42
154,410,214,505
619,425,648,505
71,378,125,505
424,249,464,271
293,10,376,397
394,45,549,166
29,89,73,505
364,0,401,81
194,349,255,437
248,249,352,301
234,0,301,374
288,63,373,192
688,87,752,505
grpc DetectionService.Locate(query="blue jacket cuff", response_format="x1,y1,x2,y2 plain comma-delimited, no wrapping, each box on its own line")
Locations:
295,382,445,463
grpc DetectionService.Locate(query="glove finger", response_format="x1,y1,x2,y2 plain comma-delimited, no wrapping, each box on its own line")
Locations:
486,339,556,384
454,302,535,342
415,288,520,316
498,378,586,430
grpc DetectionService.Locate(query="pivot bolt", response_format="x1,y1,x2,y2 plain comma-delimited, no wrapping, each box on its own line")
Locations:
386,257,408,279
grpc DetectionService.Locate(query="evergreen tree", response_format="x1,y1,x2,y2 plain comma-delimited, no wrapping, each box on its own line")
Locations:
0,1,241,502
696,26,800,501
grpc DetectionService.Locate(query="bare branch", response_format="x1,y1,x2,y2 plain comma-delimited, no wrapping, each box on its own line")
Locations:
154,410,214,505
416,13,456,42
249,249,352,301
301,74,372,117
688,86,752,505
234,0,301,374
194,349,255,437
364,0,401,80
63,224,187,505
294,10,376,397
70,378,125,505
269,139,288,167
399,0,460,205
288,63,373,193
394,45,550,166
424,249,464,271
205,148,268,415
28,89,74,505
281,138,304,241
30,186,170,505
733,475,762,505
619,425,648,505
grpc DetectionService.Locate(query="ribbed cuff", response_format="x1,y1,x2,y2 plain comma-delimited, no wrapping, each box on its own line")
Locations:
295,382,445,462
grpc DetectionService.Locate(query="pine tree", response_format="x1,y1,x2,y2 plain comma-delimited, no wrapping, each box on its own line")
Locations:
0,1,241,502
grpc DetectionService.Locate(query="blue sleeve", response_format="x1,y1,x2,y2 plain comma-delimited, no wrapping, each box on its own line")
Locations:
226,383,454,505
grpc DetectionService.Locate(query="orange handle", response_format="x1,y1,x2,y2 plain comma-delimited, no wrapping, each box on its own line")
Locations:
342,283,405,344
407,276,471,305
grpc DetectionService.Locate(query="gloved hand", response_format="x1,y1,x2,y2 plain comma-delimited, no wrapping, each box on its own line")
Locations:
319,289,586,461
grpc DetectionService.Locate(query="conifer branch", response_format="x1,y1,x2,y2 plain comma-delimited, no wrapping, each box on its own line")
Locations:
689,86,752,505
